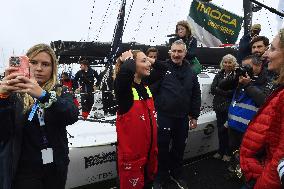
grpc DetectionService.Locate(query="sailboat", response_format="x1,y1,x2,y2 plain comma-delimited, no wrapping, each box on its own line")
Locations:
57,0,283,188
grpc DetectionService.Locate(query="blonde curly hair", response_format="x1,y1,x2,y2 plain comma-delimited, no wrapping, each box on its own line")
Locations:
219,54,238,70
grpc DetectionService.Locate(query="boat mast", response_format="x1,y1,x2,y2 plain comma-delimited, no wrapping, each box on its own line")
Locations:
107,0,126,65
243,0,284,35
243,0,253,35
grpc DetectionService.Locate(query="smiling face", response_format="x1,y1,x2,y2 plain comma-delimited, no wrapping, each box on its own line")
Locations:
29,52,53,86
263,34,284,73
170,43,186,65
222,59,235,73
135,52,151,78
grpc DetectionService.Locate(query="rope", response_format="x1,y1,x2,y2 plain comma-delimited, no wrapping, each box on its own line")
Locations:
131,0,152,41
87,0,96,41
122,0,135,32
94,0,113,41
151,0,166,43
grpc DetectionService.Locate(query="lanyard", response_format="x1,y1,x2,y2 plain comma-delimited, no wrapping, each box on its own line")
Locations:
28,101,49,148
28,102,39,121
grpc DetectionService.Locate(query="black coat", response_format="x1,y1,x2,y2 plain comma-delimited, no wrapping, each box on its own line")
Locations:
152,60,201,119
218,68,272,107
0,86,79,189
211,70,234,113
73,67,100,94
237,33,252,63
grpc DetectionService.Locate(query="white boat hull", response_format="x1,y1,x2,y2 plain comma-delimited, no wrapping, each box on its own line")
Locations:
65,72,218,188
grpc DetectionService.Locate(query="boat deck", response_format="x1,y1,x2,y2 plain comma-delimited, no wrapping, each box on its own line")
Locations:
75,156,242,189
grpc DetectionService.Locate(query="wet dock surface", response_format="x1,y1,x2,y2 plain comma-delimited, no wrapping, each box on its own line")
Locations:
76,156,243,189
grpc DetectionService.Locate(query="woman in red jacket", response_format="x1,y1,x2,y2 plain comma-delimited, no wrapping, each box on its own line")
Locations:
240,28,284,189
114,50,158,189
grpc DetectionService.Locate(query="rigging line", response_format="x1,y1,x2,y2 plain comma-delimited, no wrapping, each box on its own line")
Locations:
152,0,167,43
249,0,284,17
122,0,135,32
87,0,97,41
131,0,152,41
94,0,113,41
94,0,118,41
165,0,176,34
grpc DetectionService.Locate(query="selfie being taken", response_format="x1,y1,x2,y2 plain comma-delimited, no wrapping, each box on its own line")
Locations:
1,0,284,189
0,44,79,189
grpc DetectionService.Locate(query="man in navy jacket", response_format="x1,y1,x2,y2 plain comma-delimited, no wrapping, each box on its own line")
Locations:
151,40,201,189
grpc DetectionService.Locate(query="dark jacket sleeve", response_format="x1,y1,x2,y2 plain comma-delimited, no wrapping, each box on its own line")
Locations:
152,60,169,73
244,82,271,107
0,98,13,142
186,37,197,60
218,74,238,91
93,70,101,87
211,73,234,97
85,70,95,86
189,73,201,119
238,34,252,62
114,59,136,114
43,88,79,127
239,34,251,52
72,72,79,90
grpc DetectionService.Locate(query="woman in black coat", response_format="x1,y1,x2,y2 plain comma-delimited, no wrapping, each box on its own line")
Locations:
211,54,238,161
0,44,79,189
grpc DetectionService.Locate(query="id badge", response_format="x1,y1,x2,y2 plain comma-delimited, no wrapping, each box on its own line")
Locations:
41,148,53,164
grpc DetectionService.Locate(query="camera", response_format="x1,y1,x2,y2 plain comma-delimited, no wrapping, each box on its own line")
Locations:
235,64,254,79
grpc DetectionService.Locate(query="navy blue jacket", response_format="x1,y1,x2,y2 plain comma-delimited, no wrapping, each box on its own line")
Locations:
152,60,201,119
0,86,79,189
238,33,252,63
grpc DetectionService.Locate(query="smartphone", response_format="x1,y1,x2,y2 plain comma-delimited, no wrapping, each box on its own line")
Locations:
9,56,30,78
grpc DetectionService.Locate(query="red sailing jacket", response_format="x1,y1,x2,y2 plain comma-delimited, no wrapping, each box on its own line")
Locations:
116,86,158,183
240,86,284,189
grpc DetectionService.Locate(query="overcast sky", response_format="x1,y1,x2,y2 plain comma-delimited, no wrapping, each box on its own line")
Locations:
0,0,281,72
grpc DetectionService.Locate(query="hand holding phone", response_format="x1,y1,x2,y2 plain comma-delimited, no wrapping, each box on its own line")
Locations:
9,56,30,78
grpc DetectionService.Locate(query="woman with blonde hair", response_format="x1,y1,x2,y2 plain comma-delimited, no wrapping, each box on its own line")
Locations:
211,54,238,162
0,44,79,189
114,50,158,189
240,29,284,189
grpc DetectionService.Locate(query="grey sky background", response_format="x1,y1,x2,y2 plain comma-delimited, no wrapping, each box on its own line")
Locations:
0,0,281,73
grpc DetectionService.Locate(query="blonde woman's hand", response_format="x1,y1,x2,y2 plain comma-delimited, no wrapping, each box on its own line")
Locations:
120,50,133,62
13,76,44,98
0,67,23,95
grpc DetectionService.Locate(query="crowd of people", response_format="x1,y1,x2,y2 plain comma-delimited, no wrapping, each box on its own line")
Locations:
211,25,284,189
0,19,284,189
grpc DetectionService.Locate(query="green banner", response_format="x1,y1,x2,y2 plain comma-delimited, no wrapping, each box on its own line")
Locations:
189,0,243,44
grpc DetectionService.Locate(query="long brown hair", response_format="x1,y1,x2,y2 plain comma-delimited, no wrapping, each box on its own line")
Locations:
113,50,142,80
277,28,284,84
175,20,192,37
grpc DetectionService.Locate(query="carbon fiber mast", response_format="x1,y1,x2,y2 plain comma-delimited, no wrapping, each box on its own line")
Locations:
244,0,284,35
100,0,126,114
